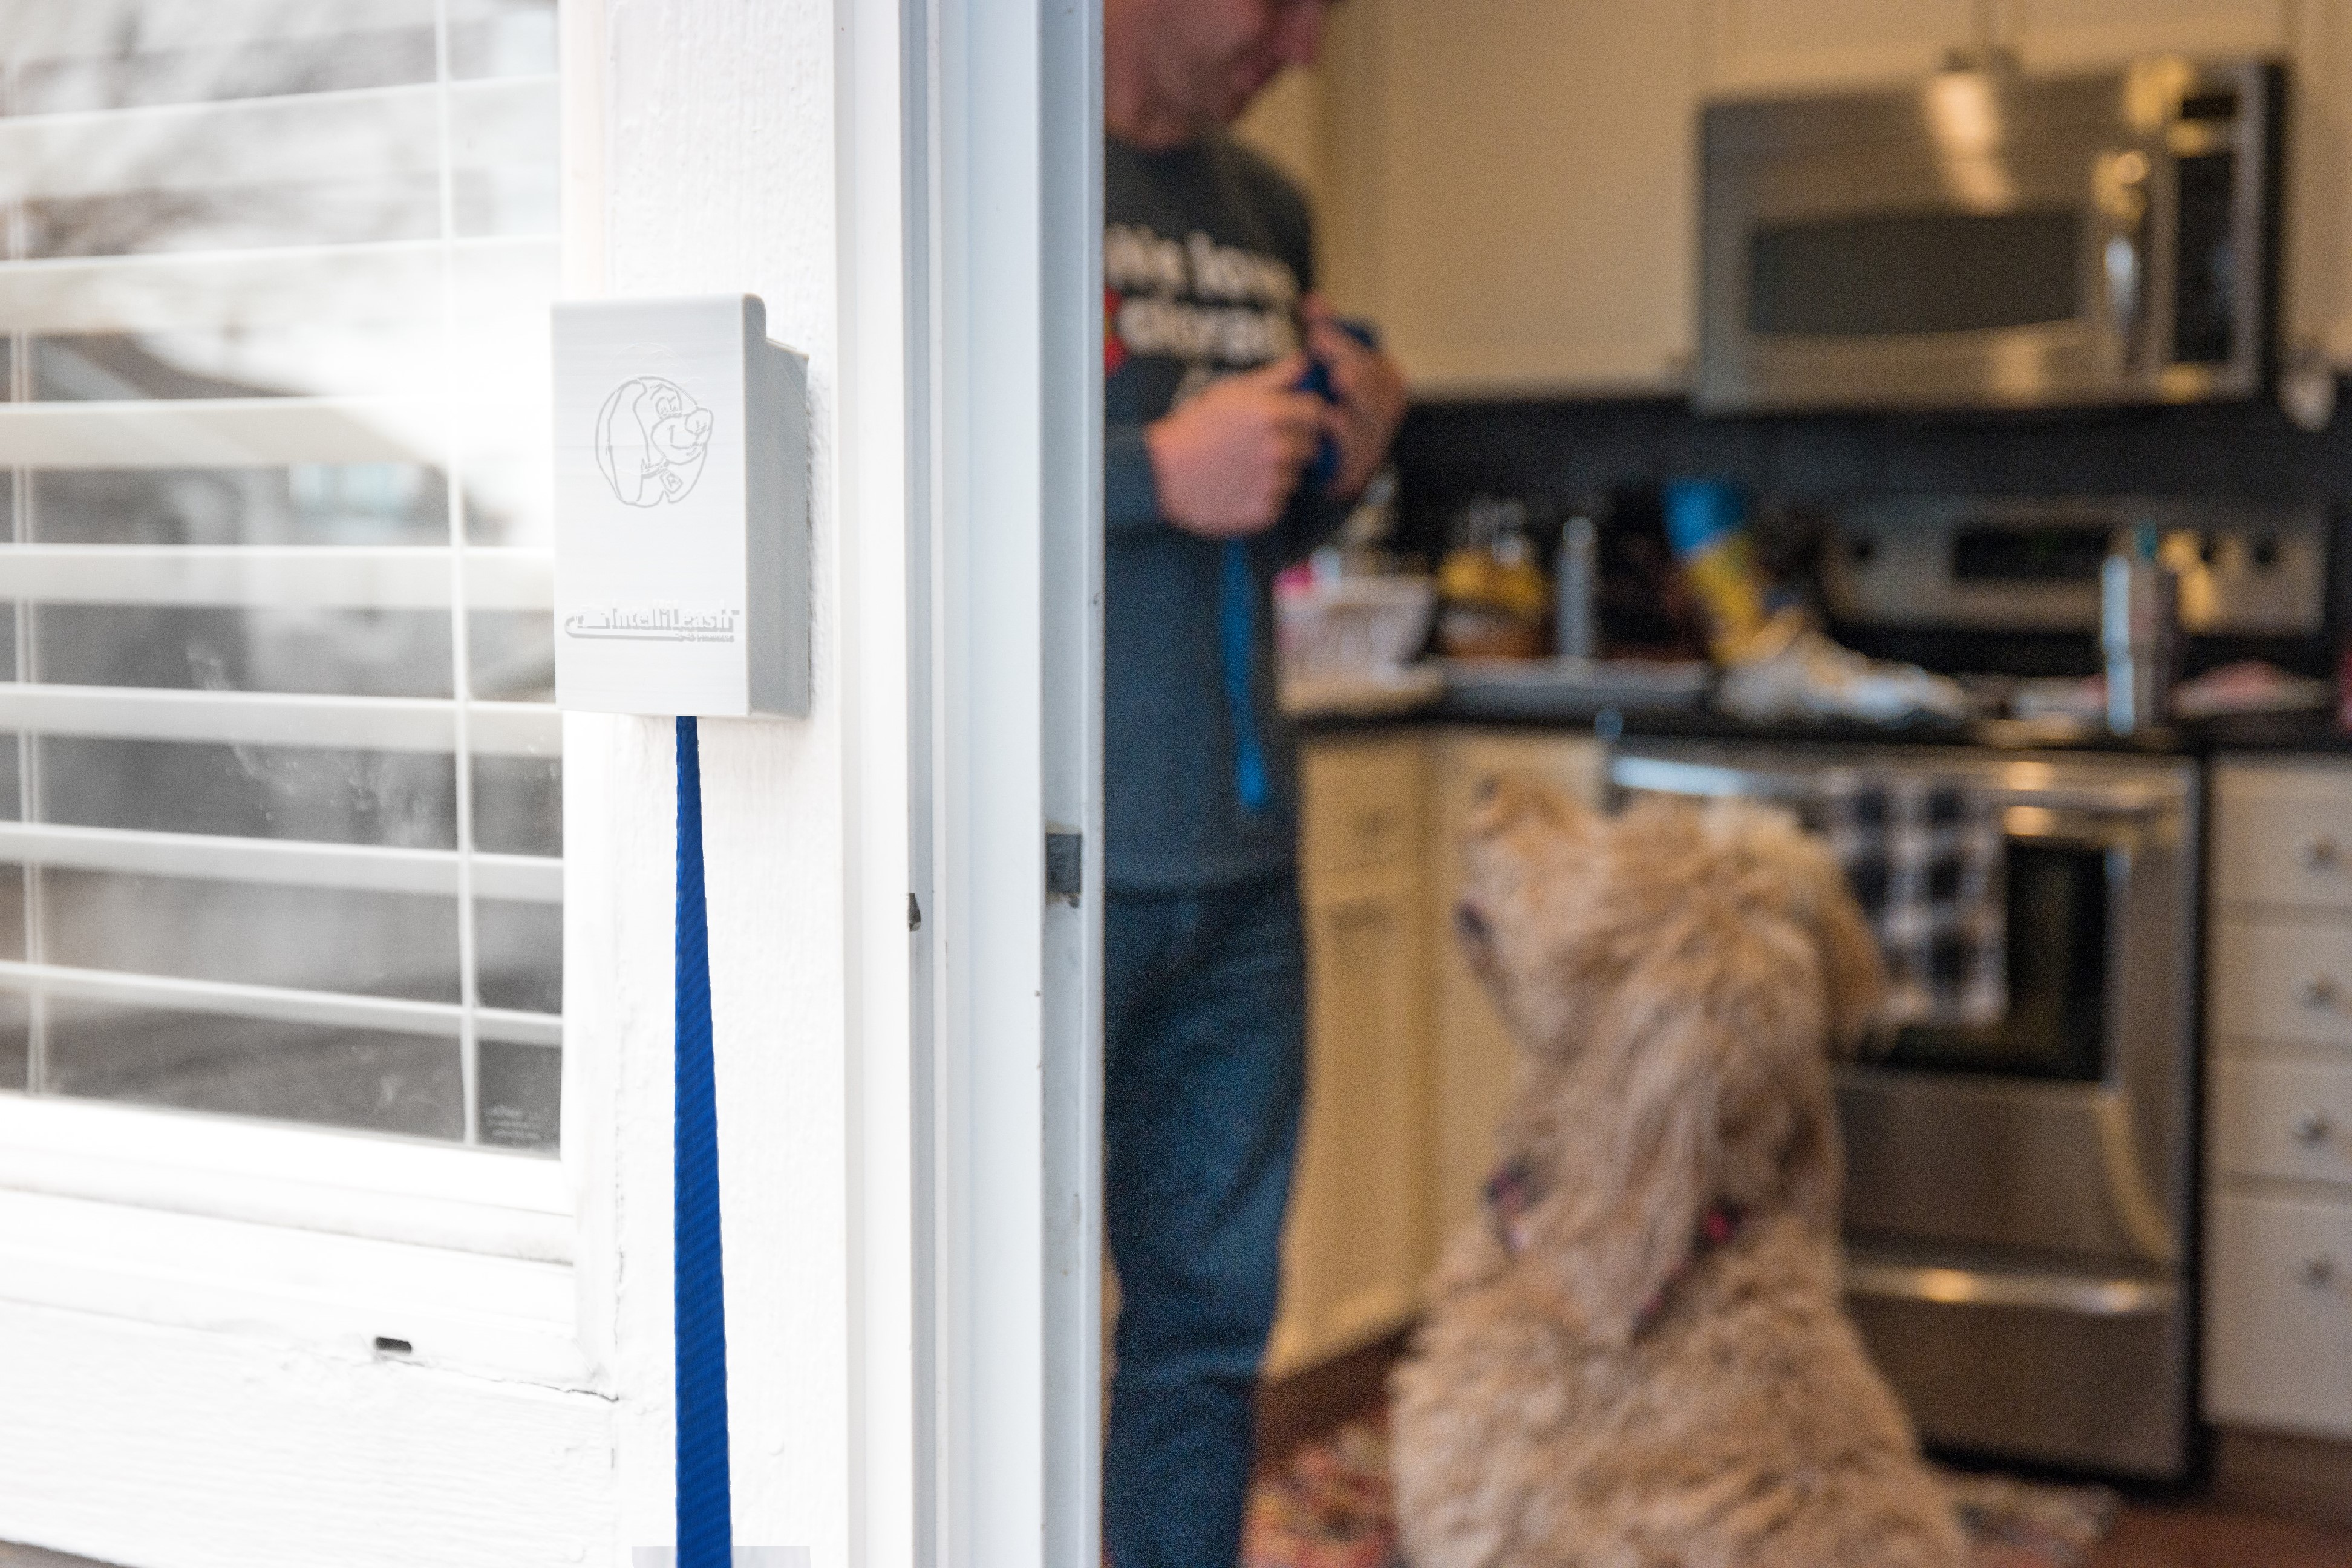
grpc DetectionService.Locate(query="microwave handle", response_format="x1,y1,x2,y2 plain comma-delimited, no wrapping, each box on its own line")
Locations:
2097,149,2155,366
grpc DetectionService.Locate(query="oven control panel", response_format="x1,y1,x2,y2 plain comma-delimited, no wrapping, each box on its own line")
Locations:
1823,496,2329,636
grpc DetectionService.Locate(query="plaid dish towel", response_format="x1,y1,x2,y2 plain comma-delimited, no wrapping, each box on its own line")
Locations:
1814,769,2007,1030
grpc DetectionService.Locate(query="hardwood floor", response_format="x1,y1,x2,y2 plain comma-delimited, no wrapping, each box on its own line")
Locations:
11,1503,2352,1567
0,1545,107,1568
2090,1505,2352,1568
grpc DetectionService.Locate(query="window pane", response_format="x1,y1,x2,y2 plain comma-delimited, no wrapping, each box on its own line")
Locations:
472,751,559,857
0,992,30,1091
33,606,455,696
44,1001,462,1140
475,896,558,1014
469,609,553,702
478,1037,556,1150
31,468,454,547
0,0,562,1149
0,866,25,958
5,7,439,116
41,869,460,1002
449,1,558,83
39,737,456,847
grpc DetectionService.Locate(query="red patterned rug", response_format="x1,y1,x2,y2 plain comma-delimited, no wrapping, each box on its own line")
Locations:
1243,1418,2117,1568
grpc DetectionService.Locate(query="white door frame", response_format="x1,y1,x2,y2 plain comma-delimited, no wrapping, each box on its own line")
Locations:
915,0,1105,1564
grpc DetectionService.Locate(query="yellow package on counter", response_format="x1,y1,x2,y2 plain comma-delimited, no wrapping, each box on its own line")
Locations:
1664,479,1772,662
1436,498,1551,659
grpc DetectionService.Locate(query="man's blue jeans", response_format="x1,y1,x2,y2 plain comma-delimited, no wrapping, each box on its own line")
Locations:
1103,871,1307,1568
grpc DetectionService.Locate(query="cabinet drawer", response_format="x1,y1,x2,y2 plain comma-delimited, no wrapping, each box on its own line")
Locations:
2214,763,2352,912
2212,1060,2352,1187
1301,741,1423,878
2210,919,2352,1050
2205,1191,2352,1438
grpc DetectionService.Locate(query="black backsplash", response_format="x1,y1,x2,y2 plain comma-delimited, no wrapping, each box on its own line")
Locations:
1388,382,2352,675
1391,384,2352,544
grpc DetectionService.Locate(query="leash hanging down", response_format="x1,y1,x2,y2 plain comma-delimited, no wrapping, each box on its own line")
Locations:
675,716,734,1567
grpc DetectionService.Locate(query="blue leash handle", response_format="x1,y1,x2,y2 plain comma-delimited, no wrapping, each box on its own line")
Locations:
675,716,734,1567
1295,318,1379,492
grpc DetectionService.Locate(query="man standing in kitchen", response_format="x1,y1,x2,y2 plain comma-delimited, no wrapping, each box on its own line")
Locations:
1102,1,1409,1563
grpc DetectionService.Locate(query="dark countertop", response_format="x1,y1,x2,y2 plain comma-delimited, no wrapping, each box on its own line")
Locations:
1300,689,2352,758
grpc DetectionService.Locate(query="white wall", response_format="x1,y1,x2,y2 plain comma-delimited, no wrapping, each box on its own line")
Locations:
583,0,877,1562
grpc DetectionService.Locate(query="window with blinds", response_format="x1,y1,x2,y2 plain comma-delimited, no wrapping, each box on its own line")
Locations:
0,1,563,1151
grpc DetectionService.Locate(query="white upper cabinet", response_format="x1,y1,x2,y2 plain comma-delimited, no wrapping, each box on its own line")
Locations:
1312,0,1708,397
2290,0,2352,368
1996,0,2296,68
1705,0,1990,93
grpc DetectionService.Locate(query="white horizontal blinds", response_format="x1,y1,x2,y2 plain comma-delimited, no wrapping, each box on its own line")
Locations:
0,0,562,1151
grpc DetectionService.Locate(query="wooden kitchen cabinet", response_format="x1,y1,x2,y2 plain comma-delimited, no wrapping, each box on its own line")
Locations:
1302,0,1709,397
2290,0,2352,369
1704,0,1990,93
1267,734,1436,1376
2205,757,2352,1442
1996,0,2296,67
1269,727,1603,1376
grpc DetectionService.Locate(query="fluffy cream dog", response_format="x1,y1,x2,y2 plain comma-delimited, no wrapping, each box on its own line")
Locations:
1390,777,1967,1568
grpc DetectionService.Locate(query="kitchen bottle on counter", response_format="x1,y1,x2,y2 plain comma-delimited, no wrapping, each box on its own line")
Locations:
2102,524,2178,735
1555,512,1598,661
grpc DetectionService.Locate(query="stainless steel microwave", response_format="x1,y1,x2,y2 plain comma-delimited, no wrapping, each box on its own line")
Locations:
1696,57,2283,413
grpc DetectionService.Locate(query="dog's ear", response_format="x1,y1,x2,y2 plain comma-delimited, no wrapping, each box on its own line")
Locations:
1521,998,1718,1346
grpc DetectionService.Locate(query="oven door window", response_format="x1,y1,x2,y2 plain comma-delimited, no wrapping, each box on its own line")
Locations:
1749,209,2083,337
1878,840,2108,1080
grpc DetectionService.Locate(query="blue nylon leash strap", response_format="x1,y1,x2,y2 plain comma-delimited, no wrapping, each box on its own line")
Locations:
674,716,734,1567
1213,318,1380,817
1217,540,1272,814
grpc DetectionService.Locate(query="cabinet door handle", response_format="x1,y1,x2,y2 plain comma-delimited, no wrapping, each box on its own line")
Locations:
2300,1256,2337,1289
2302,836,2342,871
2293,1110,2334,1147
2300,976,2339,1010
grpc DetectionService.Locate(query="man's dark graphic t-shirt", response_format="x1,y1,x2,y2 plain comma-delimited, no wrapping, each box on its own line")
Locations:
1104,134,1346,891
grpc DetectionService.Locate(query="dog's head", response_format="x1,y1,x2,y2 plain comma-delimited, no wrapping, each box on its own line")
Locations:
1454,775,1884,1338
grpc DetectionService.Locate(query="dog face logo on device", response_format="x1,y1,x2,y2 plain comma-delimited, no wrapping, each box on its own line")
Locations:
594,376,714,507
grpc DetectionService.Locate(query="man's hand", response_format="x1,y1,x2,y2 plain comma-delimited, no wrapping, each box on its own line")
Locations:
1145,354,1325,539
1305,297,1407,503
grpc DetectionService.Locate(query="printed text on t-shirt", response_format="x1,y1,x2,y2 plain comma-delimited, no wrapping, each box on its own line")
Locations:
1105,223,1301,371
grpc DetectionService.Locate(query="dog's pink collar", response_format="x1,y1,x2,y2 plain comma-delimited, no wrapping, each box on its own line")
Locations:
1483,1158,1745,1335
1632,1207,1744,1334
1483,1158,1543,1257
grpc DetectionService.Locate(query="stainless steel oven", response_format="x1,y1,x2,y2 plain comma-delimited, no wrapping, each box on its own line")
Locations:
1612,743,2200,1479
1697,56,2283,413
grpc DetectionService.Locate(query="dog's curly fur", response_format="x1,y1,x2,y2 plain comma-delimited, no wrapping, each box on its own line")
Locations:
1390,777,1967,1568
